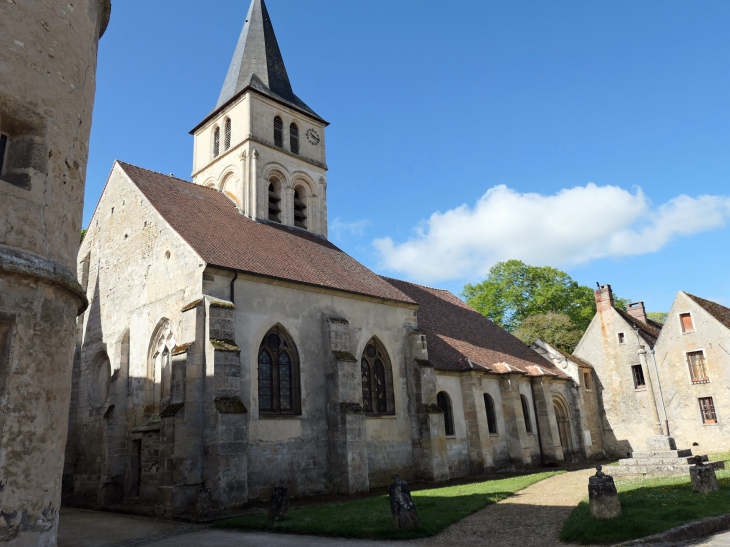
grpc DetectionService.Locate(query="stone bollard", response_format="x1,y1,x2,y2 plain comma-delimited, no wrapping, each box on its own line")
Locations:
690,457,720,493
388,474,421,529
269,479,289,521
588,465,622,519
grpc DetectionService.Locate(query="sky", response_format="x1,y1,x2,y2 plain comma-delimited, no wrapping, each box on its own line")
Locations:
84,0,730,313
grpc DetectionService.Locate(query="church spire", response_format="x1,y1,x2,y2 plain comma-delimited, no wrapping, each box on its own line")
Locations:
216,0,320,119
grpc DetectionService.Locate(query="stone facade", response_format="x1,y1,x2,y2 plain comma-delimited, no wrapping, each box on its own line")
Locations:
0,1,110,545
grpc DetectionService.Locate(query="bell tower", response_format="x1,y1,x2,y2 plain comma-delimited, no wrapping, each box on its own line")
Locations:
189,0,329,238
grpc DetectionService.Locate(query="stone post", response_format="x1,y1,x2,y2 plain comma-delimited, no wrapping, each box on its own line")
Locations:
637,346,663,436
588,465,622,519
268,480,289,521
403,328,448,483
0,1,110,544
499,374,533,466
323,315,369,494
460,372,494,475
388,474,421,529
690,457,720,493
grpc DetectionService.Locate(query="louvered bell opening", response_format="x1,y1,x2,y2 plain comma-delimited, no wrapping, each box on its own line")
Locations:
290,123,299,155
213,128,220,157
268,183,281,223
293,190,307,229
224,119,232,151
274,116,283,148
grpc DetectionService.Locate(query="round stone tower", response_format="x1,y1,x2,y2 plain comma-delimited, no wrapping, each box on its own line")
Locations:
0,1,110,545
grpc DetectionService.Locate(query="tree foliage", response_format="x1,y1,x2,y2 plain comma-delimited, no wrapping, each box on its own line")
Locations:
80,228,87,244
513,313,584,352
647,311,668,324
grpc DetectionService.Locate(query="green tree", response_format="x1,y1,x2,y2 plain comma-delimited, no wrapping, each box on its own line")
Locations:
462,260,631,333
513,312,584,352
80,228,87,244
647,311,667,324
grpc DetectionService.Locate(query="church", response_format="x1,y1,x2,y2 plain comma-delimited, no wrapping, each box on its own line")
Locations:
63,0,603,519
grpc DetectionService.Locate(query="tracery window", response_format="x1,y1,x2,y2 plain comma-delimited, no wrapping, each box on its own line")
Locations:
213,126,220,157
274,116,283,148
224,118,232,151
290,123,299,154
268,178,281,223
258,326,301,415
520,394,532,433
484,393,497,434
293,186,307,230
360,338,394,416
437,391,454,436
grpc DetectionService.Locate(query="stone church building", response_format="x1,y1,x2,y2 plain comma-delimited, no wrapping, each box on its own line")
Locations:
63,0,605,518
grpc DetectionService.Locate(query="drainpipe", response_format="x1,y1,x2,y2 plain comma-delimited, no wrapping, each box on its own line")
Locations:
530,377,545,467
632,326,663,436
230,270,238,304
649,346,670,436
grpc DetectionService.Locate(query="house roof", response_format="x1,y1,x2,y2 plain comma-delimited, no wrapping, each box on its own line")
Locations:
616,308,662,348
551,346,593,369
117,162,413,305
686,293,730,331
383,278,571,380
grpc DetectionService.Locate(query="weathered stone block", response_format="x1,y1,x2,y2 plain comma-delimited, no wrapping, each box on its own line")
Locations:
690,459,720,493
388,474,421,529
588,466,622,519
646,436,677,451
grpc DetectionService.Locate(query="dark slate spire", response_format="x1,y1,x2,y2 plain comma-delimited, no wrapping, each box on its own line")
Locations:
216,0,320,119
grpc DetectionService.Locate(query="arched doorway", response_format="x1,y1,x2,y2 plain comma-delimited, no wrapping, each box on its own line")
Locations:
553,395,573,460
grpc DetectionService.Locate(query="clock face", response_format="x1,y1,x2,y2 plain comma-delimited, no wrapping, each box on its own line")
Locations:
306,128,321,146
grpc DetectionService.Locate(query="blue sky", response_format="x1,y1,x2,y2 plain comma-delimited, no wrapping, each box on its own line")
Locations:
85,0,730,313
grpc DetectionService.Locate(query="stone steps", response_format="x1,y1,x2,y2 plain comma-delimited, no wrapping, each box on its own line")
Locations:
606,460,724,477
630,449,693,459
619,455,708,466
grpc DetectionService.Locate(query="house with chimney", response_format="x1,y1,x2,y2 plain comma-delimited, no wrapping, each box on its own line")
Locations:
572,284,730,457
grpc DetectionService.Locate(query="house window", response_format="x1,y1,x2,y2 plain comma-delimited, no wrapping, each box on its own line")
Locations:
213,127,220,157
437,392,454,436
632,365,646,389
274,116,283,148
293,187,307,230
520,394,532,433
484,393,497,434
290,123,299,155
267,179,281,223
360,338,395,416
224,118,232,151
680,313,695,333
618,333,625,344
699,397,717,424
258,326,301,415
687,351,709,383
583,372,592,391
0,133,7,175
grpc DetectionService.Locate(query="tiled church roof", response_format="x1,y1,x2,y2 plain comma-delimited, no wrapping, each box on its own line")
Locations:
118,162,413,305
383,278,571,380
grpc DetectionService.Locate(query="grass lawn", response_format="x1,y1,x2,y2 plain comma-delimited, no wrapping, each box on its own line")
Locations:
560,452,730,544
215,470,563,540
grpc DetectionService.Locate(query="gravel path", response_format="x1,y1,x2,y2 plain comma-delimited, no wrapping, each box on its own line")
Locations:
411,468,594,547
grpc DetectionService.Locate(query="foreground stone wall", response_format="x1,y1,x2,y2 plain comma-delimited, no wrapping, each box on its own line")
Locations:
0,1,110,545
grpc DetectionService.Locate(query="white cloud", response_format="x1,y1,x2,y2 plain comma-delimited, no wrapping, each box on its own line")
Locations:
373,184,730,284
331,218,371,239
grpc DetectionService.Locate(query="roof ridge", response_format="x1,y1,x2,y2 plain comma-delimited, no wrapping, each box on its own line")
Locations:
381,276,453,294
117,161,195,186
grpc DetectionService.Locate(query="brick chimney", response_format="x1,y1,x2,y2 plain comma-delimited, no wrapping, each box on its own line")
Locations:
594,284,614,313
626,301,647,324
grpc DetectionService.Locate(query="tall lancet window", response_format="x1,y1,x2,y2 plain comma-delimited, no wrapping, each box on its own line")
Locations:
224,118,232,151
274,116,283,148
213,127,220,158
293,186,307,230
290,123,299,155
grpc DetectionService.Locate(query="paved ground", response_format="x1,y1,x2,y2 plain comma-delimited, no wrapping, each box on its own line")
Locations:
686,530,730,546
58,469,594,547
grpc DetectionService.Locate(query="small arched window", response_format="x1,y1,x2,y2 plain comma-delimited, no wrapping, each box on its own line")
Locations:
258,326,301,415
360,338,394,415
520,394,532,433
268,179,281,223
484,393,497,434
437,391,454,436
224,118,232,151
273,116,283,148
290,123,299,154
213,126,220,158
293,187,307,230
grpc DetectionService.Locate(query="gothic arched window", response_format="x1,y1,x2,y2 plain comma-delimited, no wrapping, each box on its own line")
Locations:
290,123,299,154
360,338,394,416
268,178,282,223
224,118,232,151
213,126,220,158
273,116,283,148
293,186,307,230
520,394,532,433
258,326,301,415
437,391,454,436
484,393,497,434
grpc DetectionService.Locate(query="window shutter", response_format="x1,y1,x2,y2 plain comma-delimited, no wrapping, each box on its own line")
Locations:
681,313,694,332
